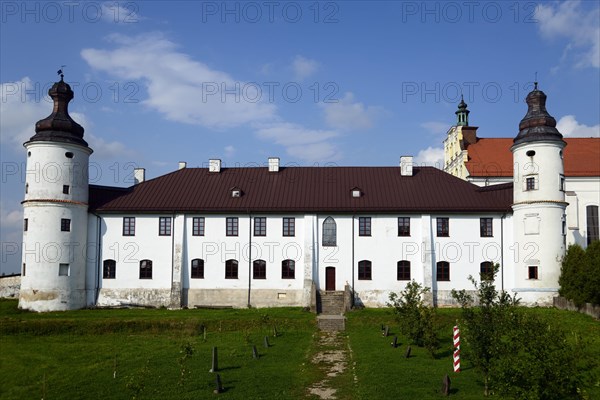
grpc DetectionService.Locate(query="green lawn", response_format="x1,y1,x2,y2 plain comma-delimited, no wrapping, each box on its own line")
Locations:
1,300,598,399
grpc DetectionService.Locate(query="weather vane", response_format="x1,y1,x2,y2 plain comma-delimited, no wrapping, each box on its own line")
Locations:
534,71,538,90
57,65,66,81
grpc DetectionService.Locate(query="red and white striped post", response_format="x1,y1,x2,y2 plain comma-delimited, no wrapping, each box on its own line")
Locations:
453,325,460,373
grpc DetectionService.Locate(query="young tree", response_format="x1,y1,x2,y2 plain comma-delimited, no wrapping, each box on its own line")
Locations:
451,264,519,396
559,244,587,306
388,280,438,356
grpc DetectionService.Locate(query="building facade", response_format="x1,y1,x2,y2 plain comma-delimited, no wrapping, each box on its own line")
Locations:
18,77,599,312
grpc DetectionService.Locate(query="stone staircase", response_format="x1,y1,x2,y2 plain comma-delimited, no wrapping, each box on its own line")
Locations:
317,291,346,331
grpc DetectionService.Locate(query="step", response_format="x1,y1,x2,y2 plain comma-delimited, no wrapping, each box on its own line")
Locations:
317,315,346,331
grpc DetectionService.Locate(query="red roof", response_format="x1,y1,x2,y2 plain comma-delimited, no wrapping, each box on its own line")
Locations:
465,137,600,177
90,167,512,213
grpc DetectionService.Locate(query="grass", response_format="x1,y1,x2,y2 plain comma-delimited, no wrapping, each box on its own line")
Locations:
1,299,598,399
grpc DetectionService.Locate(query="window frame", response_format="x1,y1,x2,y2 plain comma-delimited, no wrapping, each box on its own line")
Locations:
480,218,493,237
322,216,337,247
283,217,295,237
525,176,536,191
61,218,71,232
123,217,136,236
139,259,153,279
225,259,238,279
253,259,266,279
436,261,450,281
159,217,172,236
192,217,205,236
226,217,239,237
358,260,372,280
397,260,411,280
191,258,204,279
358,217,372,237
254,217,266,237
437,218,449,237
103,259,116,279
281,259,295,279
398,217,410,237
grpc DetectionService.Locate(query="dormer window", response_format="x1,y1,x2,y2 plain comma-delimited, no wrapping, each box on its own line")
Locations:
351,187,362,198
231,187,242,198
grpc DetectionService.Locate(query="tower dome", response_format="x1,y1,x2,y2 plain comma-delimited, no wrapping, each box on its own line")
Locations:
455,95,470,126
513,82,563,145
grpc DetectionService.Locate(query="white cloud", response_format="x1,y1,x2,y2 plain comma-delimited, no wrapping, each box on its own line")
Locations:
321,92,381,131
414,146,444,169
536,1,600,68
291,55,319,80
557,115,600,137
81,33,276,129
224,145,236,158
420,121,449,136
256,122,340,162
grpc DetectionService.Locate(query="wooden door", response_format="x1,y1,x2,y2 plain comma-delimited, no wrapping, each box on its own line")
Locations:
325,267,335,291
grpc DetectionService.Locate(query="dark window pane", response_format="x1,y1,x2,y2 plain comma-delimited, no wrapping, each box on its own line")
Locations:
139,259,152,279
193,217,205,236
282,259,295,279
358,260,372,280
397,260,410,280
61,218,71,232
254,217,266,236
359,217,371,236
123,217,135,236
437,218,449,237
587,205,599,245
480,261,493,280
398,217,410,236
283,218,295,237
103,259,116,279
480,218,493,237
225,259,238,279
436,261,450,281
191,259,204,279
322,217,336,246
159,217,172,236
226,217,239,236
253,259,266,279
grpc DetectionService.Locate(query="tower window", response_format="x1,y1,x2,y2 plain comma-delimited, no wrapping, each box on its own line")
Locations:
480,218,493,237
59,263,69,276
22,263,26,276
65,152,74,158
559,175,565,191
528,266,538,280
24,218,28,232
192,217,205,236
63,185,70,194
359,217,371,236
159,217,172,236
139,259,153,279
526,150,536,157
25,183,28,194
191,259,204,279
226,217,239,236
437,218,449,237
103,259,116,279
123,217,135,236
525,177,536,191
61,218,71,232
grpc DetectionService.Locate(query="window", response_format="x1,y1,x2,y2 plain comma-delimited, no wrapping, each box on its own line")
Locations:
480,261,493,281
283,217,295,237
322,217,336,246
159,217,172,236
25,183,28,194
254,217,266,237
24,219,28,232
282,259,295,279
437,218,449,237
397,260,410,280
65,152,74,158
61,218,71,232
359,217,371,236
253,259,266,279
225,259,238,279
103,259,116,279
22,263,26,276
59,263,69,276
587,205,599,245
226,217,239,236
398,217,410,236
528,266,538,280
526,177,536,191
436,261,450,281
358,260,372,280
192,217,205,236
559,174,565,191
63,185,70,194
191,259,204,279
123,217,135,236
139,259,152,279
480,218,493,237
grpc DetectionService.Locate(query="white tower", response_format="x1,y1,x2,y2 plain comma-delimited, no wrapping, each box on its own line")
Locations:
511,83,567,305
19,75,93,311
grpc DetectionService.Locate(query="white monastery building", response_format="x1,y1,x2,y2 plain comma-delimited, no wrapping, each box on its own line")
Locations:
19,76,600,312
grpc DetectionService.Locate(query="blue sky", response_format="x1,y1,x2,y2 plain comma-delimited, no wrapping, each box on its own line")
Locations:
1,0,599,274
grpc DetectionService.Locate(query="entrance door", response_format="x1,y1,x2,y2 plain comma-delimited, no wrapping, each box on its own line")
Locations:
325,267,336,291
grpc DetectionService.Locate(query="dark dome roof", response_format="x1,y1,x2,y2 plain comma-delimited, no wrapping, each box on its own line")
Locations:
513,84,563,146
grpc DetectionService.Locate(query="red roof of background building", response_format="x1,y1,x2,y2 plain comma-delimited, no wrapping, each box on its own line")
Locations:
90,166,513,213
465,137,600,177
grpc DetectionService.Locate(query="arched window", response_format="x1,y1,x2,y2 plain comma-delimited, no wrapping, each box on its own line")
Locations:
358,260,372,280
139,259,152,279
322,217,336,246
436,261,450,281
397,260,410,280
225,259,238,279
282,259,295,279
191,259,204,279
253,259,266,279
480,261,493,281
587,205,599,245
103,259,116,279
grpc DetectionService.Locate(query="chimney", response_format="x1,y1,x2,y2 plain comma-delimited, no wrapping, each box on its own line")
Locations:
268,157,280,172
134,168,146,184
178,161,187,170
400,156,413,176
209,159,221,173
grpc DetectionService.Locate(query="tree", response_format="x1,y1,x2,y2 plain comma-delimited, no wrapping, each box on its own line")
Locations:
559,244,587,306
388,280,438,356
582,240,600,305
451,264,519,396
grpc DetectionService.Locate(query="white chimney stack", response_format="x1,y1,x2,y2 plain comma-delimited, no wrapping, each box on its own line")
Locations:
178,161,187,170
268,157,280,172
209,159,221,173
400,156,413,176
134,168,146,184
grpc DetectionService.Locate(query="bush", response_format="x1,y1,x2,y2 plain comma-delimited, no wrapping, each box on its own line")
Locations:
560,241,600,306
